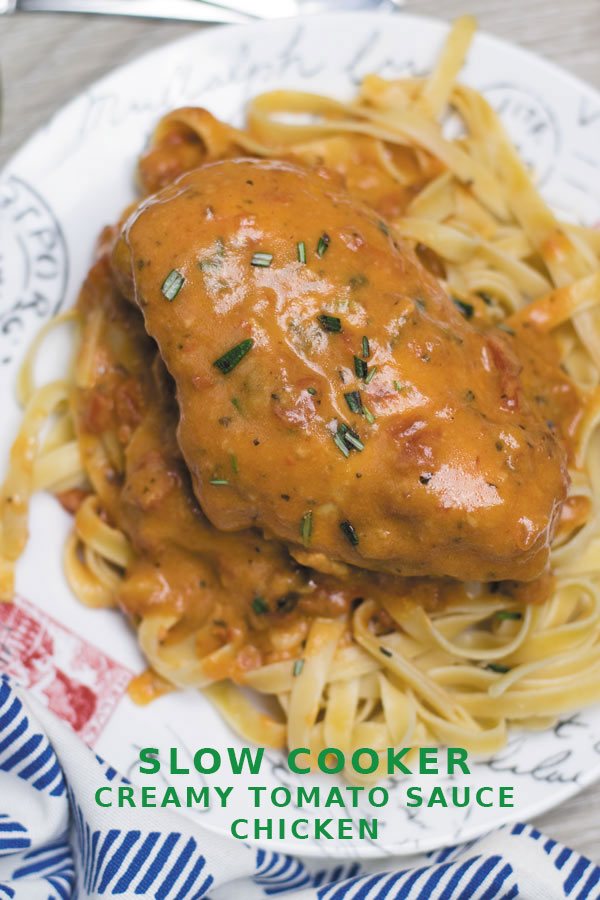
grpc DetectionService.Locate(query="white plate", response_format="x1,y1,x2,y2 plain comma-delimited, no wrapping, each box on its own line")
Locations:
2,13,600,859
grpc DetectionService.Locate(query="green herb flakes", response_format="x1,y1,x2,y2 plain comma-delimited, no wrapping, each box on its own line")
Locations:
452,297,474,320
301,511,313,547
317,314,342,333
251,252,273,268
339,520,359,546
161,269,184,301
363,405,376,424
354,356,368,379
486,663,510,673
344,391,363,415
316,233,330,257
252,596,269,615
333,431,351,458
213,339,254,374
497,323,516,336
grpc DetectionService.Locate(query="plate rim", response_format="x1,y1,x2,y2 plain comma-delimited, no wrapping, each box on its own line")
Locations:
3,10,600,181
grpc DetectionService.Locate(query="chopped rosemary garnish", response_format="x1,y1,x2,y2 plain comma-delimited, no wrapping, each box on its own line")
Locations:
334,423,364,455
497,323,516,336
252,596,269,615
394,381,404,392
297,241,306,264
317,314,342,333
478,291,493,305
307,387,317,395
339,520,359,546
496,611,522,621
301,510,313,547
210,478,229,485
362,336,370,358
333,431,351,458
346,436,364,452
230,454,238,473
344,390,363,415
354,356,368,379
453,297,474,320
363,405,375,424
338,425,365,452
486,663,510,673
161,269,184,301
377,219,390,236
293,659,305,677
251,252,273,268
213,338,253,374
365,366,377,384
231,397,241,411
380,646,392,658
316,233,330,257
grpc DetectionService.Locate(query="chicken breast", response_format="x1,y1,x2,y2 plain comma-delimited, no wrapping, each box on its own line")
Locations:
112,158,569,581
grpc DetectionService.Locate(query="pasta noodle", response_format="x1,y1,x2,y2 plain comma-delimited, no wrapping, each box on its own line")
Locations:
2,16,600,783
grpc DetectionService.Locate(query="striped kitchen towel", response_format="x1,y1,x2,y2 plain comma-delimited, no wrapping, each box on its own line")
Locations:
0,674,598,900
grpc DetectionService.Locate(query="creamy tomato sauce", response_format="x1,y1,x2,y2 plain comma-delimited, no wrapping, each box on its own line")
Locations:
112,158,575,583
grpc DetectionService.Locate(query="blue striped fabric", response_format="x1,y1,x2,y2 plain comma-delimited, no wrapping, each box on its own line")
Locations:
0,675,65,797
6,839,75,900
0,817,29,856
0,675,599,899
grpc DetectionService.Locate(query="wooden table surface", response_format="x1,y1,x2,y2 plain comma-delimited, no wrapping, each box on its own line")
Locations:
1,0,599,862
